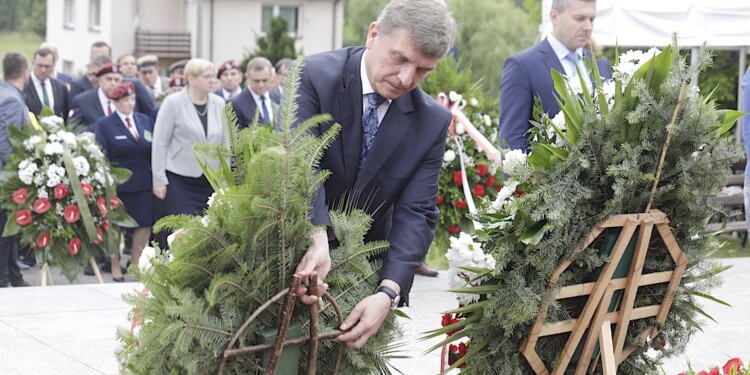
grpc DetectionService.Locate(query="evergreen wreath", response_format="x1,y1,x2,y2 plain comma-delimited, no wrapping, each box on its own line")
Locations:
116,59,402,374
430,40,743,374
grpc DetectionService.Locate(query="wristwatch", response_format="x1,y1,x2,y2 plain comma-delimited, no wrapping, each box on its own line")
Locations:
376,285,401,310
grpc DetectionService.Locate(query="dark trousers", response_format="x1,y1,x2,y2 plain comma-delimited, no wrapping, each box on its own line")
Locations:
0,211,24,287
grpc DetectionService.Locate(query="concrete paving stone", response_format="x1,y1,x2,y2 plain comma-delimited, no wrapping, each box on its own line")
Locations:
0,321,105,375
0,284,128,316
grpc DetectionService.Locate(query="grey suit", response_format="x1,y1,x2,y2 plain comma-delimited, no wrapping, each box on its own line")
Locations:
0,80,30,288
151,89,228,187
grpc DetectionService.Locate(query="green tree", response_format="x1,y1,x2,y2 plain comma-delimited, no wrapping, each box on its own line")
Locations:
343,0,388,47
0,0,45,36
244,16,298,68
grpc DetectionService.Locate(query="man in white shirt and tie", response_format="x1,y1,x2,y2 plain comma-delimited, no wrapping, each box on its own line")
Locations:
24,47,70,121
229,57,276,128
69,63,123,132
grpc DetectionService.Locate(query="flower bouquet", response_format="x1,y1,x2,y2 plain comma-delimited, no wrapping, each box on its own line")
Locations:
680,357,747,375
428,40,742,374
0,113,135,282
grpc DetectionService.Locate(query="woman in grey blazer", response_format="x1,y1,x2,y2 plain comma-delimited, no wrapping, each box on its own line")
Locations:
151,58,228,218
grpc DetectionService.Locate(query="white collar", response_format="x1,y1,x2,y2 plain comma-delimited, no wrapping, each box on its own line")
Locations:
547,34,583,61
31,71,48,87
250,90,269,103
360,50,391,104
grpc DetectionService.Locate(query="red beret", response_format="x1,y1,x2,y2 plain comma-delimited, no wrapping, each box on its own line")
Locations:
217,60,239,78
169,74,186,88
96,63,122,77
110,81,135,100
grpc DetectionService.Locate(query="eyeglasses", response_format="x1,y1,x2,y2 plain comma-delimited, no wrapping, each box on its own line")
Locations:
34,63,53,70
198,74,217,81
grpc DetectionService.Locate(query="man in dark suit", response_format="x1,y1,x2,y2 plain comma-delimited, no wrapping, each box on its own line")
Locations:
39,42,74,88
215,59,242,101
293,0,456,349
69,63,124,131
229,57,276,128
269,58,292,104
0,52,31,288
69,55,109,99
499,0,612,152
24,47,70,121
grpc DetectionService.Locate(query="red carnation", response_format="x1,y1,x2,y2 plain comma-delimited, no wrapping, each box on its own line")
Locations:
109,195,120,210
102,217,110,231
453,171,463,185
15,209,32,226
33,198,51,214
475,164,488,177
455,200,467,209
64,205,81,223
94,227,103,245
68,237,81,255
12,188,29,205
515,188,525,198
81,183,94,196
54,183,68,200
723,358,744,375
484,175,495,187
36,232,51,248
436,195,444,205
473,184,485,198
448,342,468,368
441,313,461,336
97,197,108,214
447,225,460,233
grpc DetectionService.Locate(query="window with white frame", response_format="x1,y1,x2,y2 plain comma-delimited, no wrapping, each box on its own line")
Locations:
64,0,76,28
63,60,74,76
261,5,299,35
89,0,101,30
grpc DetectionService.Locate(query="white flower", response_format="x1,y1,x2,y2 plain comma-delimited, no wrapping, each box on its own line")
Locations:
40,115,64,129
503,149,527,176
445,232,496,305
46,165,66,187
38,189,49,199
568,76,584,96
23,135,42,151
483,114,491,126
57,131,77,147
18,160,38,185
491,180,519,212
72,156,90,176
455,123,465,134
449,91,462,103
443,150,456,162
470,98,479,107
33,172,45,186
43,142,64,155
138,246,157,271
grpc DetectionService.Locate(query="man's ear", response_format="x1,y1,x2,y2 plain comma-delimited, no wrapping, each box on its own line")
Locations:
365,22,378,50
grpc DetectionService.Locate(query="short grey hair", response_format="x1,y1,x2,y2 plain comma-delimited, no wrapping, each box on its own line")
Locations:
184,58,214,78
246,57,273,73
376,0,456,58
552,0,596,12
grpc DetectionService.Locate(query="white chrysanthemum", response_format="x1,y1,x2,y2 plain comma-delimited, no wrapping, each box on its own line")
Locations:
139,246,156,271
33,172,45,186
491,180,519,212
18,160,38,185
445,232,496,305
470,98,479,107
40,115,64,129
46,165,66,187
449,91,462,103
568,76,584,96
443,150,456,162
38,189,49,199
23,135,43,151
503,149,527,176
44,142,64,155
455,123,465,134
483,114,492,126
57,131,77,147
72,156,90,176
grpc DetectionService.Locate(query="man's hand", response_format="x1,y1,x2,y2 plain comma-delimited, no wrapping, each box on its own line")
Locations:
337,292,392,349
294,230,330,304
153,185,167,199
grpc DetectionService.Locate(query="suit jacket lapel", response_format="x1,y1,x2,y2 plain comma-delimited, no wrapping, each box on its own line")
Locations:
539,38,565,77
91,92,105,117
355,94,413,187
26,80,42,111
341,48,365,188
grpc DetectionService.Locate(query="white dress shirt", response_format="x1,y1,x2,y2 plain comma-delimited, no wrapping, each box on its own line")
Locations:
30,72,55,110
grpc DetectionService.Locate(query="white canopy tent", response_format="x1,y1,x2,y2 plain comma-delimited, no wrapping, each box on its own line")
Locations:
540,0,750,114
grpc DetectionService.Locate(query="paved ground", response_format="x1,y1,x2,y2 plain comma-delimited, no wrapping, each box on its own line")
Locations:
1,258,748,374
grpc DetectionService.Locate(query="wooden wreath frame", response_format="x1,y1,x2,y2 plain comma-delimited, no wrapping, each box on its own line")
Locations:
520,210,687,375
217,272,346,375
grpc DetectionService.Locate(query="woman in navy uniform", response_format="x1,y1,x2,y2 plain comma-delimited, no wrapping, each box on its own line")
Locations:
95,81,154,281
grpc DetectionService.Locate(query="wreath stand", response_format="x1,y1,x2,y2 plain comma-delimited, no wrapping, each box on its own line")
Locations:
37,256,104,286
520,210,687,375
217,272,346,375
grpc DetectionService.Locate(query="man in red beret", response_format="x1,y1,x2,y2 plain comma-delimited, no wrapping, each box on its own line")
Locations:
215,59,242,101
69,63,124,132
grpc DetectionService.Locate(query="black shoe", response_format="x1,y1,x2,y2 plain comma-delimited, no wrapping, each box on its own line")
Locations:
112,276,125,282
415,262,439,277
100,260,112,273
11,279,30,287
83,265,96,276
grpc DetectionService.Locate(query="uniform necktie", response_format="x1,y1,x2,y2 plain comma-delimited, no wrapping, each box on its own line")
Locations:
107,100,113,115
125,116,139,142
359,92,384,171
260,95,271,123
40,80,50,107
565,51,580,77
